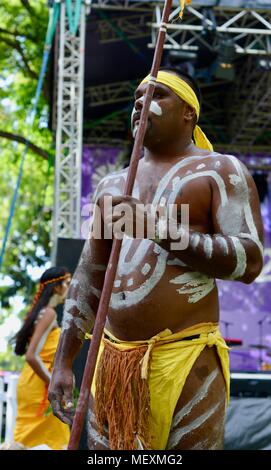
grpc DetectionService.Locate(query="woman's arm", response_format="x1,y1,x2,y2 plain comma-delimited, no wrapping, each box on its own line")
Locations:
25,307,56,385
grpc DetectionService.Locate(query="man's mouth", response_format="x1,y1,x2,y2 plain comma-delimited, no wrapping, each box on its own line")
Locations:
132,113,141,127
133,113,152,128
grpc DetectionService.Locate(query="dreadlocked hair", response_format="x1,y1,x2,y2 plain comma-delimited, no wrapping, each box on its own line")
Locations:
12,266,70,356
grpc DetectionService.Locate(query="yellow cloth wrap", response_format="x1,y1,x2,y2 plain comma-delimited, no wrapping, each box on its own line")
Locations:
86,322,229,450
14,328,70,450
141,71,213,151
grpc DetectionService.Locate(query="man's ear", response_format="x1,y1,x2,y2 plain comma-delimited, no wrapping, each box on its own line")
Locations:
183,103,196,123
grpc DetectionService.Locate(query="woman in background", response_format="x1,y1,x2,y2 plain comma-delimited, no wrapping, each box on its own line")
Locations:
13,266,71,450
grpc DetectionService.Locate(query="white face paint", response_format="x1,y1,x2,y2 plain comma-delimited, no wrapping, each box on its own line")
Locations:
131,106,136,129
131,95,163,139
133,124,139,139
150,99,162,116
137,95,162,116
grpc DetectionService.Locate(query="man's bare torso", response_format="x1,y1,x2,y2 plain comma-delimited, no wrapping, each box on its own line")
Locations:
96,151,220,340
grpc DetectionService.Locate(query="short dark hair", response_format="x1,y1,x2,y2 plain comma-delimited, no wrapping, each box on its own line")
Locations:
159,66,202,106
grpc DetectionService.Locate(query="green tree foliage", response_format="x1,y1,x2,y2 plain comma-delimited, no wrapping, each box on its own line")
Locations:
0,1,55,368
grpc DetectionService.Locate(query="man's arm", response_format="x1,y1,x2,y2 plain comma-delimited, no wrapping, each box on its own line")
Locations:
159,155,264,283
49,219,112,425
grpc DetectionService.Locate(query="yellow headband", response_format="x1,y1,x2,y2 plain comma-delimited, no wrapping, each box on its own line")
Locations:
140,71,213,151
179,0,191,18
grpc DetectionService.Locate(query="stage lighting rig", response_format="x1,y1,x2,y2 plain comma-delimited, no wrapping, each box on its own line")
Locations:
214,37,237,81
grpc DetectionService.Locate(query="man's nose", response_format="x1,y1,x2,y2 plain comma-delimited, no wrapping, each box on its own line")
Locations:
134,95,144,112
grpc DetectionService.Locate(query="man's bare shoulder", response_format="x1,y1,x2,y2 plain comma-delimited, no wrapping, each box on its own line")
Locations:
93,167,128,201
205,153,248,174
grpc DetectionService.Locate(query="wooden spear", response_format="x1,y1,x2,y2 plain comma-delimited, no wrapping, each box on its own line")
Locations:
68,0,174,450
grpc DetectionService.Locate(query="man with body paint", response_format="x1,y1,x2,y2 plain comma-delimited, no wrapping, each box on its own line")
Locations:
49,68,264,450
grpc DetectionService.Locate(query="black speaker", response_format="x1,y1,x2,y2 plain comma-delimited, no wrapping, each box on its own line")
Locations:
55,237,89,449
230,372,271,398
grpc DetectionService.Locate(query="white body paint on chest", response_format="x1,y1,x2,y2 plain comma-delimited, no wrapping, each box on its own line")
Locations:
167,170,228,208
110,154,217,309
196,163,206,170
152,155,213,206
170,271,215,303
111,239,168,309
167,257,187,267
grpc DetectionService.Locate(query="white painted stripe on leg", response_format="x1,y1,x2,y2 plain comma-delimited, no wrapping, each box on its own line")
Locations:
171,369,218,430
87,410,109,448
168,399,224,449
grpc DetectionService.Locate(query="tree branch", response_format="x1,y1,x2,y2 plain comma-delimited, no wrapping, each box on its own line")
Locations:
0,130,51,160
0,35,38,79
20,0,35,16
0,27,36,42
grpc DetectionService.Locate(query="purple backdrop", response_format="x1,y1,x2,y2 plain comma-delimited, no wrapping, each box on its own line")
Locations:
81,147,271,371
81,146,122,209
219,183,271,371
